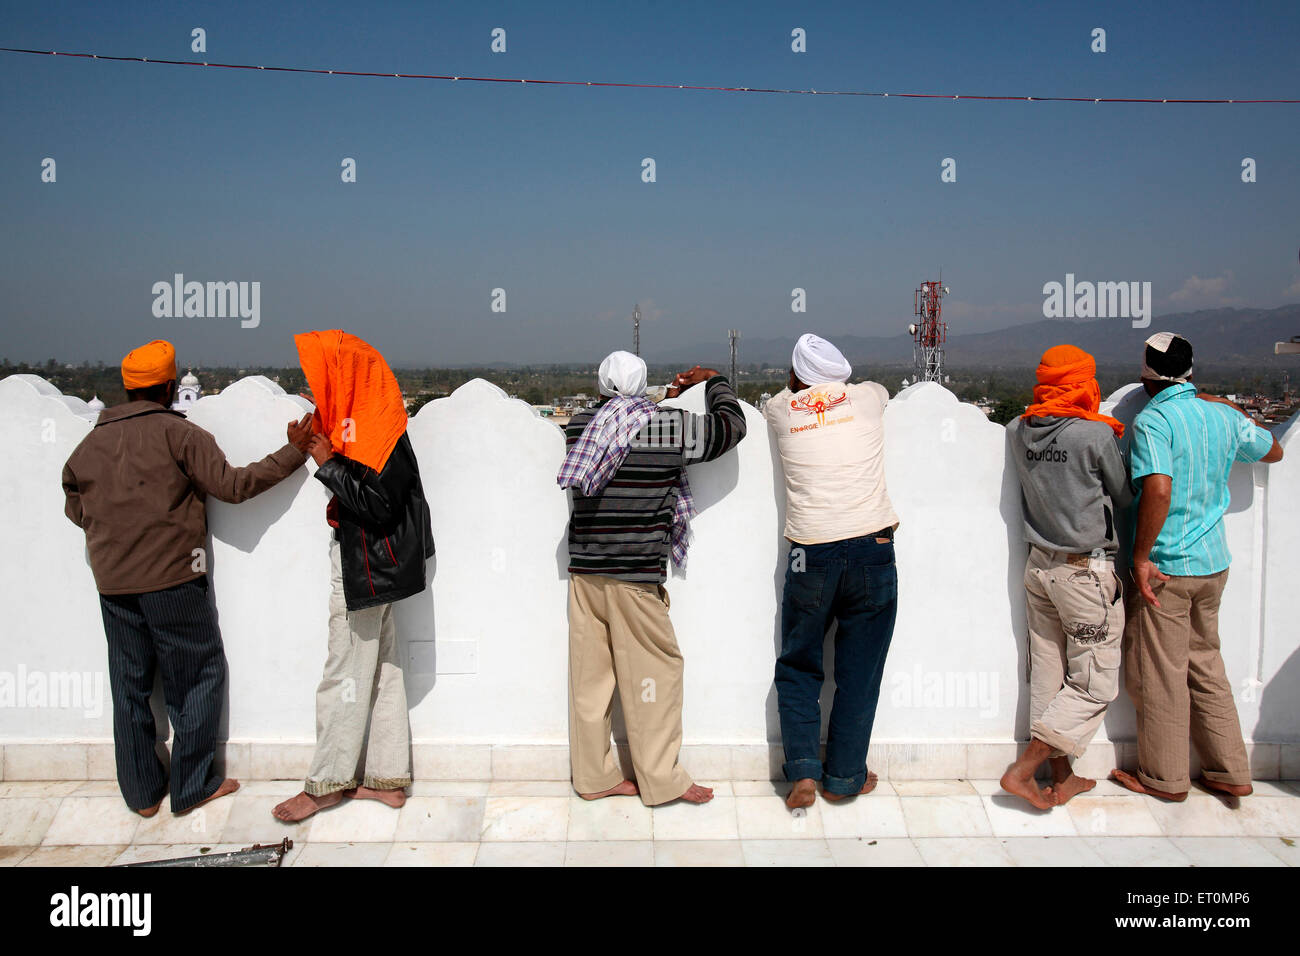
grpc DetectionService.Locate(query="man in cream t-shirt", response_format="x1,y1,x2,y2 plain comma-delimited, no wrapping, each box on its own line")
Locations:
764,333,900,809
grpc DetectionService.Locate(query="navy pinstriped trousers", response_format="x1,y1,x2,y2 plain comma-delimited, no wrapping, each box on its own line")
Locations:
98,576,227,813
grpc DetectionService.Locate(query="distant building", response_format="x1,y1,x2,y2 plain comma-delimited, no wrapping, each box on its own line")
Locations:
173,368,202,412
554,393,597,418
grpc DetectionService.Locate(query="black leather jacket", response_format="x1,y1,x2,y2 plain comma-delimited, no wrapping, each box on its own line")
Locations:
314,432,434,611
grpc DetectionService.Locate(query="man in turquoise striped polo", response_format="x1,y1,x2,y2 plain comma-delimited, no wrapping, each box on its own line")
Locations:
1112,332,1282,803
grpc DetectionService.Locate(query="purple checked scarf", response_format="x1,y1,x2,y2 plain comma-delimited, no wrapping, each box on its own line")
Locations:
556,395,696,569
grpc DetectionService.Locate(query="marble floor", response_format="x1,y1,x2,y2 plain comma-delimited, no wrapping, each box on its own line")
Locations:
2,777,1297,867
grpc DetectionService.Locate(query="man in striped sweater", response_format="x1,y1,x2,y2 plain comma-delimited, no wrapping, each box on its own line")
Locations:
558,352,747,806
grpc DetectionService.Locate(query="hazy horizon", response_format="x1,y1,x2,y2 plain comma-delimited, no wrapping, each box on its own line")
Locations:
3,1,1298,366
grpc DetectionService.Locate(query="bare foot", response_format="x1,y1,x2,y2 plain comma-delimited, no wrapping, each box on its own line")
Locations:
1198,776,1252,800
272,789,343,822
822,771,879,802
676,783,714,804
579,779,639,800
176,778,240,815
344,785,407,808
786,778,817,809
1110,769,1187,802
1049,772,1096,805
135,798,164,818
1001,765,1057,810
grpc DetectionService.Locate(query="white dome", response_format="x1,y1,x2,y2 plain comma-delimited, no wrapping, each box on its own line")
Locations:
180,369,200,388
87,396,105,411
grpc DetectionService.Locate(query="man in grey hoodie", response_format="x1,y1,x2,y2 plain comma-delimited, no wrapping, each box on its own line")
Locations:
1000,345,1133,809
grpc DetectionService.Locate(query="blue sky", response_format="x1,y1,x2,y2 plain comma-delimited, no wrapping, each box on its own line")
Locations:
2,0,1298,366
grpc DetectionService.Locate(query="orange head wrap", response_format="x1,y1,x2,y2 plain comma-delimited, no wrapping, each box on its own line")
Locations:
294,330,408,474
1021,344,1124,437
121,339,179,390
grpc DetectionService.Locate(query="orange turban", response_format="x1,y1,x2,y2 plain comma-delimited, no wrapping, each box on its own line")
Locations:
121,339,178,389
294,330,408,474
1022,344,1124,437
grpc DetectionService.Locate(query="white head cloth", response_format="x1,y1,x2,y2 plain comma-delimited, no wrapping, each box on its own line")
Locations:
598,350,648,398
792,333,852,386
1141,331,1193,383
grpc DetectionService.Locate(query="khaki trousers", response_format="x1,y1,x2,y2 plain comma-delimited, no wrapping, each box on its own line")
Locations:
1123,568,1250,794
1025,546,1124,759
567,573,694,806
304,540,412,796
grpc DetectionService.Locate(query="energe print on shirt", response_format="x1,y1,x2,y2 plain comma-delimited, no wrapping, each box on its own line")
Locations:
789,387,852,430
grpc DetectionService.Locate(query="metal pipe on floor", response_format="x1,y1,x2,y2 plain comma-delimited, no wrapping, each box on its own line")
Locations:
116,839,294,867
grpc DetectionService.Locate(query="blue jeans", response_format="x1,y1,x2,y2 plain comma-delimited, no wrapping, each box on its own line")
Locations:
775,534,898,795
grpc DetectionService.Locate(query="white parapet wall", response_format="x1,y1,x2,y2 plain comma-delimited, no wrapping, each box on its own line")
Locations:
0,373,1295,782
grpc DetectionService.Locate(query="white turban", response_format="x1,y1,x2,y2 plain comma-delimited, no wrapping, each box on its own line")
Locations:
598,350,648,398
1141,331,1193,383
792,333,852,386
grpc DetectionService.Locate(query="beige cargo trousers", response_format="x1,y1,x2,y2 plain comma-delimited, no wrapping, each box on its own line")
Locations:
1024,545,1125,758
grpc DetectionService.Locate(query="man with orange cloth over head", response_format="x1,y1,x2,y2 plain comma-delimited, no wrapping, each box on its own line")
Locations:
273,331,433,824
62,339,313,817
999,344,1133,809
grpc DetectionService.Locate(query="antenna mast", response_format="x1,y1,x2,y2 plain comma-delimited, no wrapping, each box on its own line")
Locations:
909,279,950,384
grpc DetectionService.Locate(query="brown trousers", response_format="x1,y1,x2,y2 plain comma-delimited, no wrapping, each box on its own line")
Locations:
1123,569,1251,794
567,573,694,806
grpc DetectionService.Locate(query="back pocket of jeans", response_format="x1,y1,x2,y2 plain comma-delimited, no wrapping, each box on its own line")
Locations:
864,563,898,609
785,567,826,611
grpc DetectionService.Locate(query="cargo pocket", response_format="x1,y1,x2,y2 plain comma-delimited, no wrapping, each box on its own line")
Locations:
1084,642,1122,704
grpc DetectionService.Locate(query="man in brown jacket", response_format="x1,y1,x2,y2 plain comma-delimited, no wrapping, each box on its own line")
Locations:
62,339,312,816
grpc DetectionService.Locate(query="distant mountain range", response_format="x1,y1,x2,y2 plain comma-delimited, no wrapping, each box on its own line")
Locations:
647,304,1300,369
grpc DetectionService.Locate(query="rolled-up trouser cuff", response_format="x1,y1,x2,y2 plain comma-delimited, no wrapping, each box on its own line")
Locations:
783,758,824,784
822,768,867,796
304,778,356,797
362,775,411,791
1137,767,1189,796
1030,723,1076,760
1200,768,1252,787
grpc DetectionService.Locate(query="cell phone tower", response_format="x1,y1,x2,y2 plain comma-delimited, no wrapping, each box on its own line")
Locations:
908,280,950,383
633,303,641,356
728,328,740,386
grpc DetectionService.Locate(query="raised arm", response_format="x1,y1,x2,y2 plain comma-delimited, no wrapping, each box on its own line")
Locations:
1200,392,1283,463
181,421,307,504
678,371,747,464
